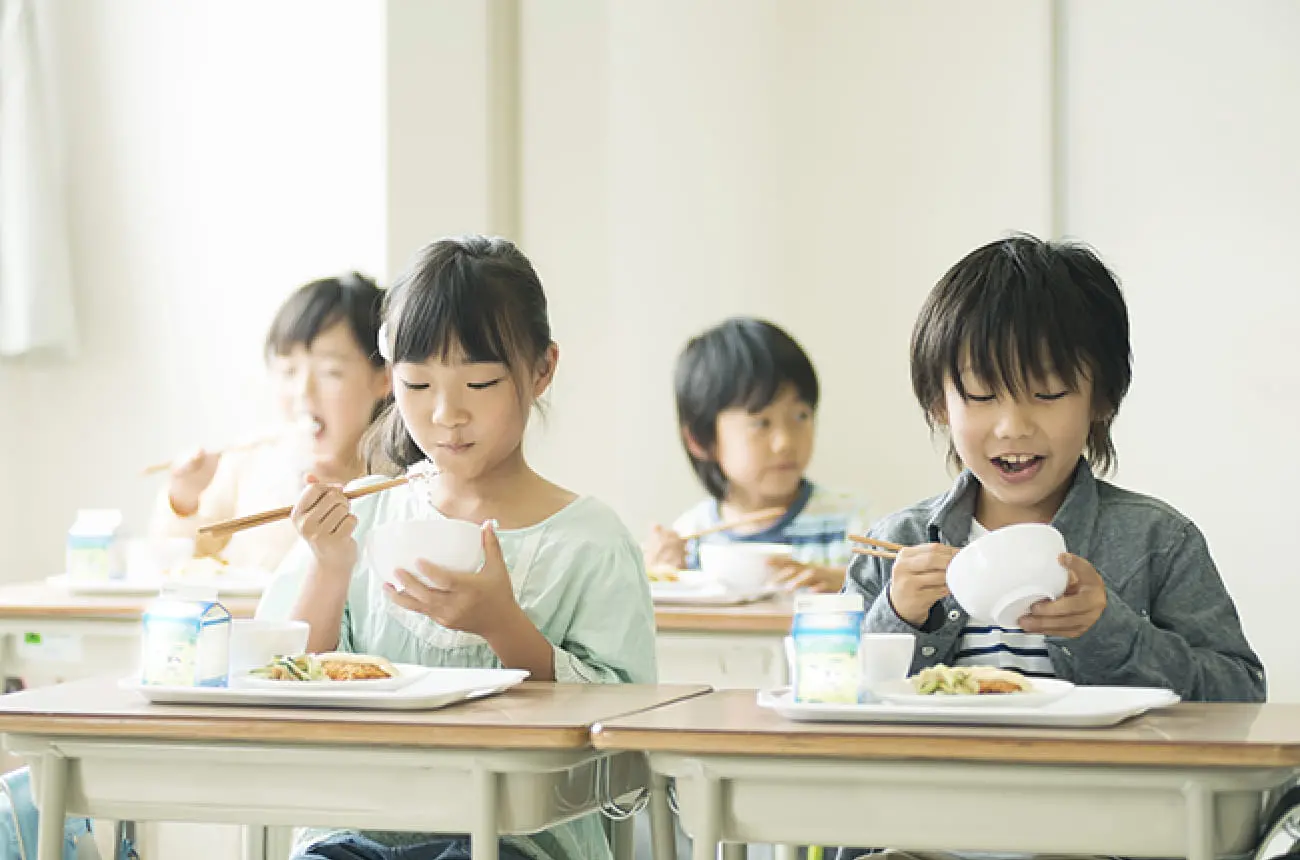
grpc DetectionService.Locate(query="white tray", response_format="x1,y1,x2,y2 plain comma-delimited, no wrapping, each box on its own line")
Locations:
650,573,777,606
123,666,529,711
48,573,267,597
758,685,1180,728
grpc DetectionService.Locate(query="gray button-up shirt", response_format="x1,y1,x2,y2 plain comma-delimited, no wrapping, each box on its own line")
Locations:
846,460,1266,702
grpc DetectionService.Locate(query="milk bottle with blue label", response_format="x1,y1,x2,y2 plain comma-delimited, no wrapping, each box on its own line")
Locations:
140,586,232,687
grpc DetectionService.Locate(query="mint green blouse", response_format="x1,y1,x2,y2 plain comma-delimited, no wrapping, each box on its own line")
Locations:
259,476,658,860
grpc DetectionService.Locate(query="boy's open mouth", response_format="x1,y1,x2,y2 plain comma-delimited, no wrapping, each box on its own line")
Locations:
992,454,1044,476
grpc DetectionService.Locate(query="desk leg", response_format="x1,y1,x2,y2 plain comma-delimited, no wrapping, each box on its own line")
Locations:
649,774,676,860
611,816,636,860
472,768,500,860
243,824,268,860
36,751,69,860
265,825,295,860
1184,782,1214,860
692,776,720,860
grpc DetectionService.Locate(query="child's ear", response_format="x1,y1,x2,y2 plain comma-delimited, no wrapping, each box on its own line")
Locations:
374,365,393,400
929,401,949,428
681,427,711,461
532,343,560,398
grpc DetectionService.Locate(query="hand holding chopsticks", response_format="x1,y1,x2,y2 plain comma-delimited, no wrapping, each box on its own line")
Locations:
197,475,410,540
142,417,320,477
851,534,959,627
677,506,787,541
643,506,789,570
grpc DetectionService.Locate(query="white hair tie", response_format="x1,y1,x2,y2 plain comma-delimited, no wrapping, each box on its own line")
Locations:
377,322,393,363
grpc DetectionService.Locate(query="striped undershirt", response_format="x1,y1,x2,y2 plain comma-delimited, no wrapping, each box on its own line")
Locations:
952,520,1056,679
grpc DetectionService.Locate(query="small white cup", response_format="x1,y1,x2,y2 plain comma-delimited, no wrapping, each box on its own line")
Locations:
860,633,915,690
365,518,485,588
228,619,310,674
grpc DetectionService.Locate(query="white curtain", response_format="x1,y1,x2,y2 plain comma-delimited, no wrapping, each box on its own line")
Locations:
0,0,76,358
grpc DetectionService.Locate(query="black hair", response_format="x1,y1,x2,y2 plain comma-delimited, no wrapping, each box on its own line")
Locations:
366,235,551,472
675,317,819,500
910,233,1132,474
263,272,384,368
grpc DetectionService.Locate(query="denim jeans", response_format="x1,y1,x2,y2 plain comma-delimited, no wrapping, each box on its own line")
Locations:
297,834,536,860
0,767,95,860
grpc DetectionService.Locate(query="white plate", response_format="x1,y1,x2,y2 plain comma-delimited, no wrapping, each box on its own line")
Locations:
758,685,1180,728
123,666,529,711
871,676,1075,709
650,570,777,606
48,573,268,597
650,580,776,606
234,662,428,692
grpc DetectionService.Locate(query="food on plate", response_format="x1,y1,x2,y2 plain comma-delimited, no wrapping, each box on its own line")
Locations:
647,566,680,583
162,555,230,579
318,652,397,681
910,664,1033,696
248,652,396,682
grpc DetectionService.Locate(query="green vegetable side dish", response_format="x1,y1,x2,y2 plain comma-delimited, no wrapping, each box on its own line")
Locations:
249,654,327,682
912,665,980,695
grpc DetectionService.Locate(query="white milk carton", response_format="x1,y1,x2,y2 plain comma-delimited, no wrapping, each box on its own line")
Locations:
66,509,124,580
140,586,232,687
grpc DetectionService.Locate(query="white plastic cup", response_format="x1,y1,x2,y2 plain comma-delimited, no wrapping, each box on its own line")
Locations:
859,633,916,692
228,619,310,674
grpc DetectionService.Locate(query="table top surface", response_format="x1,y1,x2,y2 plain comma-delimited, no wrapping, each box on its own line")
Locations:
591,688,1300,767
0,582,259,620
0,677,711,750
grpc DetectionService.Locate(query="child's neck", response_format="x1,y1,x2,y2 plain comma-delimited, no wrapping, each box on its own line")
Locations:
310,454,365,487
720,483,802,528
973,483,1069,531
425,447,575,530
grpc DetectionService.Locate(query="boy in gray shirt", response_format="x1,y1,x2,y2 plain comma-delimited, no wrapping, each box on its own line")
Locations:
846,234,1264,704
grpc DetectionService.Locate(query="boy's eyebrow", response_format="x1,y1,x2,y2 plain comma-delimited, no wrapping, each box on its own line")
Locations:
309,348,357,360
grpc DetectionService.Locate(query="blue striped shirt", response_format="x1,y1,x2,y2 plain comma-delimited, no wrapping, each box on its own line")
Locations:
952,520,1056,677
673,481,866,570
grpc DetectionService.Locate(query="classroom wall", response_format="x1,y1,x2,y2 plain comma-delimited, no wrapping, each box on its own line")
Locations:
519,0,1052,565
1065,0,1300,700
0,0,387,578
2,0,1297,701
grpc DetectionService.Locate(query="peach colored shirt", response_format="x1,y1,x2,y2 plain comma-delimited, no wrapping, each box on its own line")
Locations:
150,445,307,572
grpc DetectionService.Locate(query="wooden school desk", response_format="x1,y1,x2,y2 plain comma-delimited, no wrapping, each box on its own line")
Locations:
0,582,258,689
0,580,792,691
592,689,1300,860
0,678,709,860
653,598,792,689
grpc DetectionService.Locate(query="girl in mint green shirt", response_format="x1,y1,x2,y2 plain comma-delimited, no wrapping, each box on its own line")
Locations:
264,235,656,860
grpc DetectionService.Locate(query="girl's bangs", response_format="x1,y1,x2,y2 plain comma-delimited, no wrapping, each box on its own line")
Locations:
390,278,522,368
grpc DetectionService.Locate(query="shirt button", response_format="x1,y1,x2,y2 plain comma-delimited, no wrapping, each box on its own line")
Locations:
921,646,936,657
947,609,960,621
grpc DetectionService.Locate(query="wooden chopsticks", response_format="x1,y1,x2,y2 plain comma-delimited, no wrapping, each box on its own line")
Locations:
849,533,905,560
141,434,281,476
196,475,411,539
678,506,787,541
